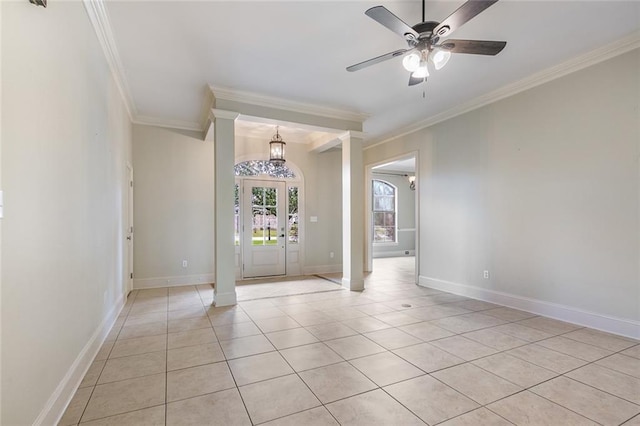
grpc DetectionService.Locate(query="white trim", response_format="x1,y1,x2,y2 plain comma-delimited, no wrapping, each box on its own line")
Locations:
367,32,640,149
418,276,640,340
134,274,215,290
210,85,369,123
132,115,202,132
213,290,237,307
82,0,136,120
211,109,240,121
373,250,415,258
34,292,126,426
342,277,364,291
303,264,343,275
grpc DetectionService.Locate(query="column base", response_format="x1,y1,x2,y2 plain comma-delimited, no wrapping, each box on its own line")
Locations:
342,277,364,292
213,290,237,307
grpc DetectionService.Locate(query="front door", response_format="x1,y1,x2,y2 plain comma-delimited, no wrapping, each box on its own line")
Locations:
242,180,286,278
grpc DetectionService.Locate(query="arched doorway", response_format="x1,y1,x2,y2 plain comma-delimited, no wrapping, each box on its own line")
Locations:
234,160,303,279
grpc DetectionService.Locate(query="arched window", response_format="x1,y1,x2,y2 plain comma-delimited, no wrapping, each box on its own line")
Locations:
372,180,397,243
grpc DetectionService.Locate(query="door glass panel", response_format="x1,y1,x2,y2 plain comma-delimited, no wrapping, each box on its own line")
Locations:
288,187,298,243
251,187,278,246
234,183,240,245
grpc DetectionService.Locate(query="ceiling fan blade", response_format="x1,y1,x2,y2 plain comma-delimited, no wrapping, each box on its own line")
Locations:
433,0,499,38
346,49,409,72
365,6,419,41
408,75,426,86
439,39,506,55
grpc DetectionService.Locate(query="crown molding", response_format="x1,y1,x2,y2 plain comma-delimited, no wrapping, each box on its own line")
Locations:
83,0,136,120
133,115,203,132
366,31,640,150
210,108,240,121
210,85,369,124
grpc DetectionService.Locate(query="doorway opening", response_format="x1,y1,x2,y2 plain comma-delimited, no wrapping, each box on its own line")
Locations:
366,153,419,283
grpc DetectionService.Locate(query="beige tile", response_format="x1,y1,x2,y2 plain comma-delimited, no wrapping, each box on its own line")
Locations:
623,345,640,360
324,335,386,360
128,304,167,317
167,342,225,371
288,311,334,326
536,335,613,361
341,317,391,333
516,317,582,335
393,342,465,373
228,351,294,386
82,374,165,422
563,328,637,351
488,390,599,425
405,305,472,321
213,321,261,341
506,343,587,373
567,363,640,404
326,389,424,426
167,306,207,321
208,308,252,326
430,336,498,361
167,317,211,333
449,299,500,312
239,374,321,424
483,307,537,322
280,342,343,371
79,360,106,388
80,406,165,425
261,406,339,426
266,327,319,349
438,407,512,426
219,334,275,359
532,376,640,425
350,351,424,386
118,321,167,340
624,415,640,425
305,322,358,341
166,388,251,426
59,387,93,425
473,352,558,387
167,328,217,350
373,311,422,327
596,353,640,378
98,351,166,384
491,323,553,342
385,375,479,425
299,362,376,403
363,328,421,350
400,321,454,341
254,316,301,333
354,303,396,316
123,312,167,327
432,363,522,405
462,328,528,351
95,342,114,361
431,313,507,333
321,306,369,321
245,307,287,320
167,361,235,402
109,335,167,359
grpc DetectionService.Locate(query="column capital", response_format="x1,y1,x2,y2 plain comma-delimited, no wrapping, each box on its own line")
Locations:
338,130,366,142
211,108,240,121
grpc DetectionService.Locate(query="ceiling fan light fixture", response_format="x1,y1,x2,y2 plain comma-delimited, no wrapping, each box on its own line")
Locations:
402,52,421,72
431,49,451,70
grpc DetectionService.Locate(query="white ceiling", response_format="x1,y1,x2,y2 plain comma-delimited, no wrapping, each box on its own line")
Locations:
104,1,640,145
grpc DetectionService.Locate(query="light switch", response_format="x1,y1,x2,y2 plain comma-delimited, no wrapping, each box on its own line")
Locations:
310,216,318,223
0,190,3,219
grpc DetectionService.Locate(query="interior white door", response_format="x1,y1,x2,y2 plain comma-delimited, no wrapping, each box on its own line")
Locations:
242,180,286,278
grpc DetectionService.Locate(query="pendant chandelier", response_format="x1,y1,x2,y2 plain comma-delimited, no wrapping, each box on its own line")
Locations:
269,126,286,165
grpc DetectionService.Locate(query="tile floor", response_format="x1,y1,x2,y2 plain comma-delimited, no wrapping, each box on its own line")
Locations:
60,258,640,425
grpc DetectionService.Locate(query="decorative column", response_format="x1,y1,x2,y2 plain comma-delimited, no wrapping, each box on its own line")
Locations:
341,131,365,291
212,109,239,306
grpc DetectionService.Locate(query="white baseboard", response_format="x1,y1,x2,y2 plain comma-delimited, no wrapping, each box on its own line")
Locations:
134,273,215,289
373,250,415,258
302,264,342,275
35,291,126,426
419,276,640,340
213,290,237,307
342,277,364,291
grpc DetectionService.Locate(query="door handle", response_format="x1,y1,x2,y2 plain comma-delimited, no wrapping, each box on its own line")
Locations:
279,234,285,237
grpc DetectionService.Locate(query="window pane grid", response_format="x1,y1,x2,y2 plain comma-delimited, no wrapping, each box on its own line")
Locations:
372,180,397,244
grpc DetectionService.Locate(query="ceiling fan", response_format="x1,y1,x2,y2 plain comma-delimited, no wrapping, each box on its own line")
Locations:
346,0,507,86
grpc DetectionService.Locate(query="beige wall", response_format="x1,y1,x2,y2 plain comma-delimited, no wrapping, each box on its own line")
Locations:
132,125,215,287
366,49,640,333
1,2,133,424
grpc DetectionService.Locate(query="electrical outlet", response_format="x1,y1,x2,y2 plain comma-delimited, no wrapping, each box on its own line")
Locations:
182,260,188,268
483,270,490,279
329,252,334,258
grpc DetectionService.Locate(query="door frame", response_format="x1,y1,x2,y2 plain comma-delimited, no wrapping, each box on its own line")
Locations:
365,151,420,283
126,163,134,294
